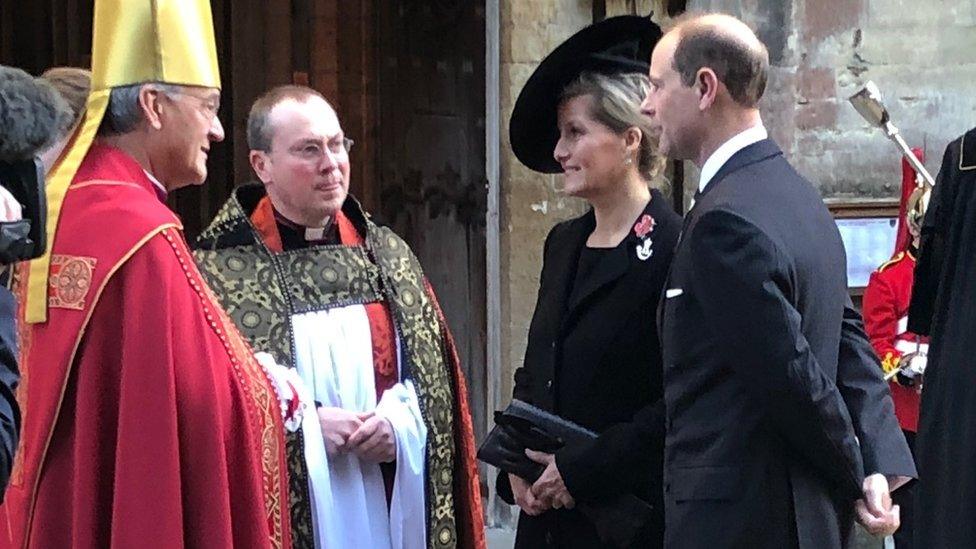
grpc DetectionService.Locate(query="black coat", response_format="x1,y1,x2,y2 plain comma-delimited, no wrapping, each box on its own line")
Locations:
496,189,681,548
660,139,869,549
0,286,20,498
909,126,976,548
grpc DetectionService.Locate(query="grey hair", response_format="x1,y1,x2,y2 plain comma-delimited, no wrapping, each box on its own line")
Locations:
98,81,181,136
560,72,667,184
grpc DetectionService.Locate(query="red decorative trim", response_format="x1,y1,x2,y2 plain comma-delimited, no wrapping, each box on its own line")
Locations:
159,228,289,549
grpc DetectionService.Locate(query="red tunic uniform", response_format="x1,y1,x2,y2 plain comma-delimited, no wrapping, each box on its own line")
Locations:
862,250,927,432
1,144,291,549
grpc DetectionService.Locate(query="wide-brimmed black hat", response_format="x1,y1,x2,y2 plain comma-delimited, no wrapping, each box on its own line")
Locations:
510,15,663,174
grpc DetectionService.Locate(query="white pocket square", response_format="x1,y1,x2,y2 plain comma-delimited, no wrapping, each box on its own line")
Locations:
665,288,683,298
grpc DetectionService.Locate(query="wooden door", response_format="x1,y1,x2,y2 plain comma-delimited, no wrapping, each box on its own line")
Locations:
373,1,489,447
1,2,490,454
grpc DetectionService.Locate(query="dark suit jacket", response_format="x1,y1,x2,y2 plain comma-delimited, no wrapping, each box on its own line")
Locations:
660,139,867,549
497,190,681,548
837,300,915,481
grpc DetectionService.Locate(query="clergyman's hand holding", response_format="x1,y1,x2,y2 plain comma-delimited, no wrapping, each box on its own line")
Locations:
346,412,396,463
317,407,365,456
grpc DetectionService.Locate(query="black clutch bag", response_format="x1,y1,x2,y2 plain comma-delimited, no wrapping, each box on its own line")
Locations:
478,399,654,548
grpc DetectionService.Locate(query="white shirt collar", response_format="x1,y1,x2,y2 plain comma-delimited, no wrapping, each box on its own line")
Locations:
698,125,768,193
143,170,167,196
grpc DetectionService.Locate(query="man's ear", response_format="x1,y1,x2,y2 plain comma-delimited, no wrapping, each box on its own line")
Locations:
250,150,272,184
696,68,720,111
138,85,165,131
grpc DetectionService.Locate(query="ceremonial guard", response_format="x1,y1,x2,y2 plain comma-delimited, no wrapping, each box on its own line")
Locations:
862,151,928,548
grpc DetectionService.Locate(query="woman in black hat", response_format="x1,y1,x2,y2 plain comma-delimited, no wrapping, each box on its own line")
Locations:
495,15,680,549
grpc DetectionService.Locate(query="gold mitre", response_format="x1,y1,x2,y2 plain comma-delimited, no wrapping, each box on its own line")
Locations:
26,0,221,323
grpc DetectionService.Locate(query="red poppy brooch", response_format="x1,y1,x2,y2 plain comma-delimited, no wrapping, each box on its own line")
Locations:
634,214,655,261
634,214,656,238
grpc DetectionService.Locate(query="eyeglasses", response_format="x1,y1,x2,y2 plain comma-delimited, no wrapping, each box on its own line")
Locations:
284,137,354,162
161,89,221,118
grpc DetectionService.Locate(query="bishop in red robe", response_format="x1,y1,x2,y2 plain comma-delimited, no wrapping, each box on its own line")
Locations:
3,0,292,546
3,146,292,549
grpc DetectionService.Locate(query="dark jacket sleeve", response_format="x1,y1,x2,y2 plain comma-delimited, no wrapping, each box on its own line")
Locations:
496,229,557,504
836,298,916,478
689,209,864,499
0,286,21,498
555,399,664,501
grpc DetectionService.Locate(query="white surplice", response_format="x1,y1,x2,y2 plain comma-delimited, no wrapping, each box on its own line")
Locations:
292,305,428,549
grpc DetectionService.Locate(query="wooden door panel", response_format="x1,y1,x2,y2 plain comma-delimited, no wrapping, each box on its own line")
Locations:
375,0,488,446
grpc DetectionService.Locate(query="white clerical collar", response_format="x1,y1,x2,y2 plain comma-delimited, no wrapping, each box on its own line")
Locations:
143,170,167,196
698,124,768,192
304,226,326,241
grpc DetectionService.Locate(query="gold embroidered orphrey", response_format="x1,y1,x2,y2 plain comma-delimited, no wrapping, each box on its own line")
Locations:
48,255,98,310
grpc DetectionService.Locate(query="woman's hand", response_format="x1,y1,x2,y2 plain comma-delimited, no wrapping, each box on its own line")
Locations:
509,473,549,516
526,449,576,510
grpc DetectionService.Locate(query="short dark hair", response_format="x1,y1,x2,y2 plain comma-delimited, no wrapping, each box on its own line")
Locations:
672,23,768,107
247,85,330,151
0,65,71,161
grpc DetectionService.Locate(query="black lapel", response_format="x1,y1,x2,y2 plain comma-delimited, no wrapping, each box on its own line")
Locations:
565,244,629,313
698,138,783,200
657,139,781,338
546,212,594,326
565,198,655,317
562,197,668,377
961,127,976,171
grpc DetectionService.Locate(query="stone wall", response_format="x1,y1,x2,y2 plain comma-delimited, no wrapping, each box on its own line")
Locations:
491,0,593,526
688,0,976,202
497,0,592,417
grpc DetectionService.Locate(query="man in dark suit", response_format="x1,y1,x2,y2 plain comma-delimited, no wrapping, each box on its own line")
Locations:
640,14,912,547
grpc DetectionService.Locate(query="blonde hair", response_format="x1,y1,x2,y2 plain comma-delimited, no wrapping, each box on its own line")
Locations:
560,72,667,184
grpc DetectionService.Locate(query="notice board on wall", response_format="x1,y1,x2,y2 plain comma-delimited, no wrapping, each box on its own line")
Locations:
828,200,901,294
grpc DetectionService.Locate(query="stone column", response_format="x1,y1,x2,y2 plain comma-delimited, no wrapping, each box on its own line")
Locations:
489,0,592,527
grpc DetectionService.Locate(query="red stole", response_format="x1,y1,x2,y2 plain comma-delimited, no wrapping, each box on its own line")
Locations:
2,144,290,549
